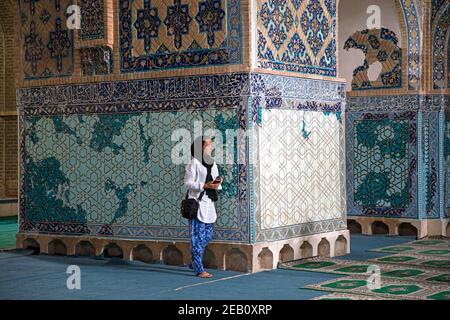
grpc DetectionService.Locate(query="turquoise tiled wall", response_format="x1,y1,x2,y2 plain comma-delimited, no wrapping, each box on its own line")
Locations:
18,73,347,243
346,95,448,220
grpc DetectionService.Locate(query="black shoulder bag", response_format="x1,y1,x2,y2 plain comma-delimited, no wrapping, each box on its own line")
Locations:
181,190,205,220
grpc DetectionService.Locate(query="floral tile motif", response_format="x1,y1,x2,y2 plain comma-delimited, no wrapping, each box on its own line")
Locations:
21,108,249,242
301,0,329,57
344,28,402,90
134,0,162,54
346,111,418,218
195,0,226,47
19,0,74,80
164,0,192,49
79,0,105,40
119,0,242,73
257,0,336,77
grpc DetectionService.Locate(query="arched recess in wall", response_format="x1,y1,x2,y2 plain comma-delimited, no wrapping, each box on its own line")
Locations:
338,0,420,91
431,3,449,90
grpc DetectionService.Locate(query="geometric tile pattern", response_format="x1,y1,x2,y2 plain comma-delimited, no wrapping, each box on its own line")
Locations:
119,0,242,73
19,0,74,80
79,0,104,40
22,109,247,241
246,72,346,242
344,28,402,90
257,0,337,77
17,72,347,243
346,95,448,221
354,119,409,209
256,109,342,230
347,111,419,218
249,79,346,242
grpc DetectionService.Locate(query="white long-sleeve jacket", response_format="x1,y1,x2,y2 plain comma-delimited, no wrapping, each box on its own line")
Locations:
183,157,222,224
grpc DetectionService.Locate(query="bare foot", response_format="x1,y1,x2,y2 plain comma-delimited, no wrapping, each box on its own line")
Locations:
197,271,213,278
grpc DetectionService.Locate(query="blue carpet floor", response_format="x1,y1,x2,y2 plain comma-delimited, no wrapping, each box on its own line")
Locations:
0,234,413,300
336,234,415,261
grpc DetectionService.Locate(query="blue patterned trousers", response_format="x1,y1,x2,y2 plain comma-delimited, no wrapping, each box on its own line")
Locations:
189,218,214,275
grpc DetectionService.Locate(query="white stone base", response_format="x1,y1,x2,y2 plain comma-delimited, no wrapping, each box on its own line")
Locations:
347,216,450,238
16,229,350,273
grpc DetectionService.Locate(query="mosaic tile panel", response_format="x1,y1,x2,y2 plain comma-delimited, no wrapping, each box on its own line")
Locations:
257,0,337,77
79,0,104,40
250,87,346,241
17,73,347,243
248,74,346,242
347,112,418,218
17,73,251,110
423,113,440,218
255,109,342,230
19,0,75,80
347,96,448,220
80,46,113,76
119,0,242,73
344,28,402,90
21,107,250,242
16,72,346,111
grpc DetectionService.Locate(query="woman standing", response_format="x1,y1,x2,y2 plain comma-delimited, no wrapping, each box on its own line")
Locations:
184,136,222,278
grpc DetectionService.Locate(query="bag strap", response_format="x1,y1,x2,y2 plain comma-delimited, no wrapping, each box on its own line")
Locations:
198,190,205,201
185,190,206,202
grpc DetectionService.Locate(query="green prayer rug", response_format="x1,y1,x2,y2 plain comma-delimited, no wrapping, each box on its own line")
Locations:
368,238,450,255
280,257,450,285
427,291,450,300
280,238,450,300
369,255,450,270
305,277,450,300
311,293,389,300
